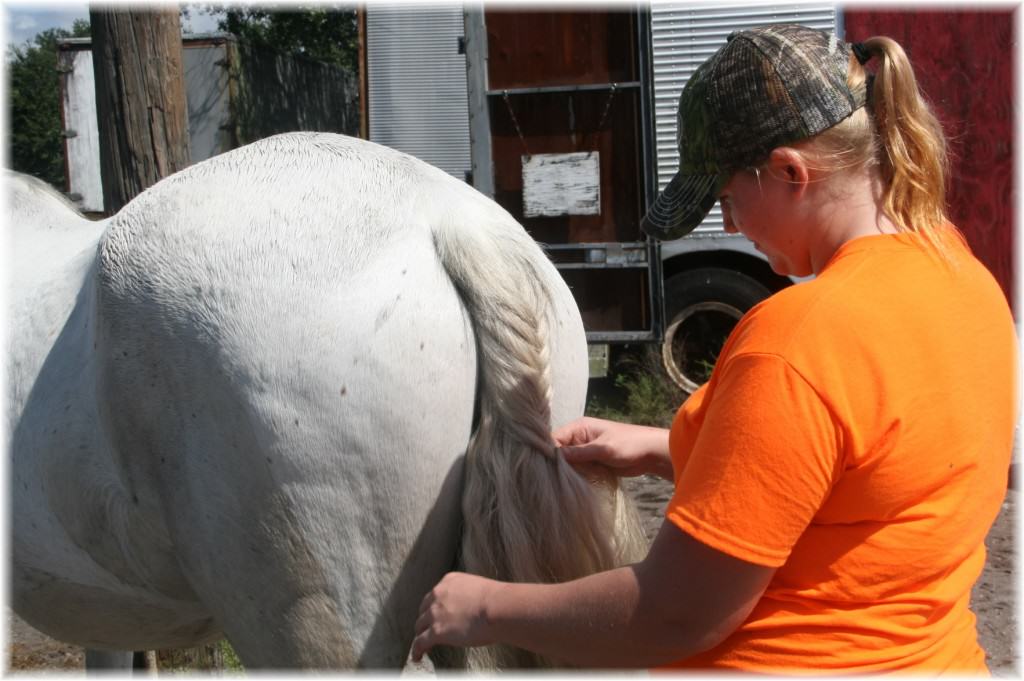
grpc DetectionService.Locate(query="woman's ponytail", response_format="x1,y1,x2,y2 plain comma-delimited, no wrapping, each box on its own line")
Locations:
859,36,950,238
808,35,952,248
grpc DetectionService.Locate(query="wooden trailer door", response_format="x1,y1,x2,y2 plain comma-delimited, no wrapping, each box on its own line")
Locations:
464,8,662,348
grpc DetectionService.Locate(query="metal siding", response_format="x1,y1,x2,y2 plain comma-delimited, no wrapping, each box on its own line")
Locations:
63,50,104,212
650,4,837,234
366,5,472,179
183,43,232,162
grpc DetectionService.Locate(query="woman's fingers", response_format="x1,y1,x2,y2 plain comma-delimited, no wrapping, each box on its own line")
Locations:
411,625,433,662
412,592,443,662
559,442,607,464
411,573,494,662
561,444,614,471
552,420,587,446
552,416,611,446
412,586,439,661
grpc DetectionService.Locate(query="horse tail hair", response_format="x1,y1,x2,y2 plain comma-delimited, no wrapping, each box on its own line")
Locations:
430,199,647,668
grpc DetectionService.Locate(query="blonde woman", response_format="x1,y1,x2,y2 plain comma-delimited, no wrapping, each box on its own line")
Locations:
412,24,1017,672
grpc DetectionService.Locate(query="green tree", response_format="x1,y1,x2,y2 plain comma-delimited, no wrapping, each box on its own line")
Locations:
7,19,91,188
206,5,358,70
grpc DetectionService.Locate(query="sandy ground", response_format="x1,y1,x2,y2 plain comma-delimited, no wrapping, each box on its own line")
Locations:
6,484,1017,673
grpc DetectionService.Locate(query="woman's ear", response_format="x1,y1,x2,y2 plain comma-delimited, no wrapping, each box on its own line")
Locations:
769,147,810,198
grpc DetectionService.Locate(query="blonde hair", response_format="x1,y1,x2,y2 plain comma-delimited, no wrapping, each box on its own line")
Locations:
800,36,952,248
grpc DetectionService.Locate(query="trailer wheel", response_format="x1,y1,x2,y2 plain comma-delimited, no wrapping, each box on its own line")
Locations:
662,268,771,393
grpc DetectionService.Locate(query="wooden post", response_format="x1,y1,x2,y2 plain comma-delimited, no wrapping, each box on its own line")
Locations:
89,6,191,213
358,7,368,140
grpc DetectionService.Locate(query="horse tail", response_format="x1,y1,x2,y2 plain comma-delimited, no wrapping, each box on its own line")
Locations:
430,194,647,668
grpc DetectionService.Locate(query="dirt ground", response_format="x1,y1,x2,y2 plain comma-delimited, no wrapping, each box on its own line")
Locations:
6,483,1017,674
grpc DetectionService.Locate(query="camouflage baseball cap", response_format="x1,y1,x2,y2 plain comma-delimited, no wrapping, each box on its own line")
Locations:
642,24,869,241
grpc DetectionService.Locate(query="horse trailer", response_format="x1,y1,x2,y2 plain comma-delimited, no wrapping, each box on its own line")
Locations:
361,4,1014,392
362,4,837,392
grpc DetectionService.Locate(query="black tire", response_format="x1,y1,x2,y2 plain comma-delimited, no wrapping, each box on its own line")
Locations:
661,267,771,393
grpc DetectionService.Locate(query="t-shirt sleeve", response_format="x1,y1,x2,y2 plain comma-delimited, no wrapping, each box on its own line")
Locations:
665,352,843,567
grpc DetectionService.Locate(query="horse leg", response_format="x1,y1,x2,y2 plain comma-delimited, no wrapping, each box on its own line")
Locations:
84,650,151,673
83,649,131,671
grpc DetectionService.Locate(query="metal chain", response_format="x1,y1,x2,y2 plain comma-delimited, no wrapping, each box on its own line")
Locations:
582,83,617,154
595,83,618,132
504,84,618,157
502,91,530,158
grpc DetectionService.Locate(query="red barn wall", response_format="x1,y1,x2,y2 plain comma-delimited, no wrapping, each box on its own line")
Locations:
843,10,1015,313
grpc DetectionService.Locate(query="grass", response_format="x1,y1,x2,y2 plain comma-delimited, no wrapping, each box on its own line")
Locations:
154,640,244,672
585,347,688,428
218,640,244,672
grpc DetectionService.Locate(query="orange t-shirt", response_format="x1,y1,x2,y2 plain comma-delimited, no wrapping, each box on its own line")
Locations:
661,229,1017,674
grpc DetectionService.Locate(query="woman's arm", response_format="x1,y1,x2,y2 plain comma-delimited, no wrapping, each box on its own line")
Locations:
554,416,675,480
412,521,775,668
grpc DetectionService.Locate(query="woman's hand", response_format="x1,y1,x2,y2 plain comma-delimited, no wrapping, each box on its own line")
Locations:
553,416,674,480
411,572,497,662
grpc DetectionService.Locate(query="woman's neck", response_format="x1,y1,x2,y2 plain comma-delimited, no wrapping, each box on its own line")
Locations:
809,171,898,274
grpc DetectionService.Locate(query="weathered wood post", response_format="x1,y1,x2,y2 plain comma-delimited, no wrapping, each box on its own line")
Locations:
88,5,191,213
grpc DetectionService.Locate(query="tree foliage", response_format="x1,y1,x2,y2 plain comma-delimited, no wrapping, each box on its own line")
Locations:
207,5,358,71
6,6,358,190
7,19,91,188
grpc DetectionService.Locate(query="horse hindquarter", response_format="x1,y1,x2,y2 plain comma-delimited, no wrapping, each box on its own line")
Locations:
90,140,478,667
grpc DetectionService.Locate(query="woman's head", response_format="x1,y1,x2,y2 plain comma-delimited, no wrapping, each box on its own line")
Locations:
717,149,822,277
643,24,949,251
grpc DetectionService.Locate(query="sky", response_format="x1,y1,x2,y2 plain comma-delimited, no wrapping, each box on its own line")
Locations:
4,4,88,47
2,2,223,49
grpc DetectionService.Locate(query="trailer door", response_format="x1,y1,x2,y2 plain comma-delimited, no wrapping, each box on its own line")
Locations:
464,8,663,348
365,5,472,180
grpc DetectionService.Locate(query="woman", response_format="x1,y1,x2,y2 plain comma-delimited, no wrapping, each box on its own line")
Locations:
411,24,1017,673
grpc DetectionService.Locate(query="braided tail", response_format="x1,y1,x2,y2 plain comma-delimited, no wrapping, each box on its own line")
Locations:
431,204,647,669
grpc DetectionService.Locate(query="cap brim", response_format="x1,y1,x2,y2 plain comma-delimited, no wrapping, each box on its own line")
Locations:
641,172,721,241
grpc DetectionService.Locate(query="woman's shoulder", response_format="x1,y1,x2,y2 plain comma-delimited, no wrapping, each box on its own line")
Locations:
737,227,978,334
719,238,909,366
721,224,1010,376
726,276,851,357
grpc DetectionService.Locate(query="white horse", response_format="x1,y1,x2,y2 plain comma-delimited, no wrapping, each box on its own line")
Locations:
8,134,645,669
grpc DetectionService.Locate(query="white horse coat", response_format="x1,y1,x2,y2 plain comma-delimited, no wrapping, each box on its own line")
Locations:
8,134,639,669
